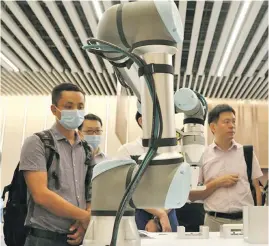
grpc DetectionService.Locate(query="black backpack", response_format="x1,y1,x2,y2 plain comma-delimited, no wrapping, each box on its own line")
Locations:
260,181,267,205
243,145,266,206
1,130,92,246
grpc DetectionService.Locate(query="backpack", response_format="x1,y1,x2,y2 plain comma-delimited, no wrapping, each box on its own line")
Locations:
243,145,266,206
1,130,92,246
260,180,267,205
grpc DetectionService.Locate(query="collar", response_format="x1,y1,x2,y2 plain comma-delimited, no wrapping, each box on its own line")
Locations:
212,139,240,151
95,149,106,158
136,137,143,147
50,123,82,144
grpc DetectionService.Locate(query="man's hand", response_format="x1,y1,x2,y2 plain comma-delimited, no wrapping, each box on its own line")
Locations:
79,211,91,230
216,174,239,188
189,174,239,202
145,219,159,232
67,221,86,245
159,213,172,232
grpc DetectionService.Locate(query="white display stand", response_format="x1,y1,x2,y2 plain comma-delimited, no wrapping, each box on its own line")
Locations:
141,232,268,246
220,224,243,238
177,225,209,239
243,206,268,244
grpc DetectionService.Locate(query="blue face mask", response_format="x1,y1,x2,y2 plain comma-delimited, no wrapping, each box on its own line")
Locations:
57,109,85,130
84,135,102,150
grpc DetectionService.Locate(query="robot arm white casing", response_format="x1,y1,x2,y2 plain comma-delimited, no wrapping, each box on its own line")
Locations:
174,88,206,189
174,88,206,166
94,0,191,206
92,0,190,209
83,1,206,245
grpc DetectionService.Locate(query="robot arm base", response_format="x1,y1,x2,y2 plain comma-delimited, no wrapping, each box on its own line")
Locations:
85,158,190,245
84,215,140,246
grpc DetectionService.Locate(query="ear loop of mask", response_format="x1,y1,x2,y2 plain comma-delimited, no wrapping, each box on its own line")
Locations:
53,105,61,121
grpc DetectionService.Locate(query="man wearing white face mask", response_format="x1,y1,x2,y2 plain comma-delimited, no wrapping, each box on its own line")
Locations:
78,114,107,164
20,83,94,246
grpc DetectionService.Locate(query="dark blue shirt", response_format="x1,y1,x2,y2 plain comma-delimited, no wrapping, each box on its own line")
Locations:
135,209,178,232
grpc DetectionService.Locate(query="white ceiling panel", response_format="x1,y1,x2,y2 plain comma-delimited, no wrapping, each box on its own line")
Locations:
0,0,268,100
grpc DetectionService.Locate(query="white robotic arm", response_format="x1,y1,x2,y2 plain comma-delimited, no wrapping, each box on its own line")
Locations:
82,1,206,245
174,88,207,190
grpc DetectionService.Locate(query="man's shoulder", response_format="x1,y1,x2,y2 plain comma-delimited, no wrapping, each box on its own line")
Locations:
122,138,142,150
23,134,44,148
21,130,55,156
95,150,106,159
122,140,139,148
20,134,47,171
202,144,217,164
204,144,214,154
116,138,143,158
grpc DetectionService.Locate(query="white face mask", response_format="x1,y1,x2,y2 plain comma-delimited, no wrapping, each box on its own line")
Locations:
55,107,85,130
84,135,102,149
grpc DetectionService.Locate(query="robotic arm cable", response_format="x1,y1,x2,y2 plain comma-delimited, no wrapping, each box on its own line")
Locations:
84,38,164,246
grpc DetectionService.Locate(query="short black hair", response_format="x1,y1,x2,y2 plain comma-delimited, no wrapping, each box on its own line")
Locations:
135,111,142,127
78,113,103,130
208,104,236,125
52,83,85,106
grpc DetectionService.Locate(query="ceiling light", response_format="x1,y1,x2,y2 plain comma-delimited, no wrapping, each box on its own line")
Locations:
217,1,251,77
0,52,19,72
92,0,103,21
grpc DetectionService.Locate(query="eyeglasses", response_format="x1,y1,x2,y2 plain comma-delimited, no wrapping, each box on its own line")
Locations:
84,129,103,135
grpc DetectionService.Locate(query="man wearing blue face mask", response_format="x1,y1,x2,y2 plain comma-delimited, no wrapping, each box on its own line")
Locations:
78,114,107,165
20,83,94,246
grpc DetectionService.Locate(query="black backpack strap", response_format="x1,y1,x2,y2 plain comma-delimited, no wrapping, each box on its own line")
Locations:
243,145,253,184
35,130,58,170
243,145,257,205
81,140,93,166
264,181,268,192
81,140,94,202
1,184,12,200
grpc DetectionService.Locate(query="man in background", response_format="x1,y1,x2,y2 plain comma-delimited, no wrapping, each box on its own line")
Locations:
189,104,263,231
78,113,107,164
